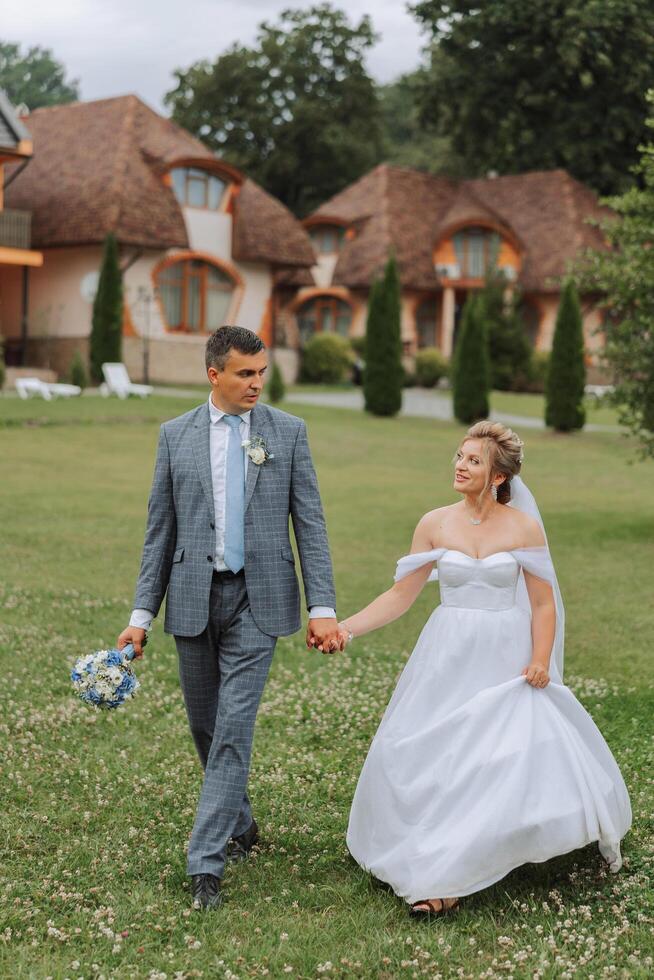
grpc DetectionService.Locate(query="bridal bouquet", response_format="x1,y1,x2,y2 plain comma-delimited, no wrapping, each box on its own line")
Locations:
71,644,140,710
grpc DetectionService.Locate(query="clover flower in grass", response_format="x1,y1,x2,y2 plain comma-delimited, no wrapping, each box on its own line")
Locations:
71,645,140,710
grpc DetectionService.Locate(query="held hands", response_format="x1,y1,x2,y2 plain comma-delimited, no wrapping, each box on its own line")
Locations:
117,626,147,659
306,618,348,655
522,662,550,688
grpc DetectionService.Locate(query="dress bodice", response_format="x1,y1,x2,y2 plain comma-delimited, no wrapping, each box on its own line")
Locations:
438,550,520,611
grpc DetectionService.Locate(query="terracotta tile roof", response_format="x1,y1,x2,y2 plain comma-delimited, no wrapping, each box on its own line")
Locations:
467,170,609,291
233,179,315,268
310,164,610,292
4,95,313,266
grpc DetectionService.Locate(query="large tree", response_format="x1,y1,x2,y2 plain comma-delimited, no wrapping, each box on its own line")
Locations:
165,4,384,216
579,94,654,457
377,69,460,174
410,0,654,195
0,41,79,110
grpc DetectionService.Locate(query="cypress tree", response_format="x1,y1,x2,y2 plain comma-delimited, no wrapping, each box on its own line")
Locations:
483,273,531,391
364,255,403,417
268,359,285,403
545,280,586,431
452,293,491,424
90,233,123,383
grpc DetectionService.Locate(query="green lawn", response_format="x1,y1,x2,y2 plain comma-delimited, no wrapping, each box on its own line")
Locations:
1,396,652,979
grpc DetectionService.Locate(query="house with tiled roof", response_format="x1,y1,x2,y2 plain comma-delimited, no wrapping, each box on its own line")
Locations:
0,91,43,363
275,163,610,378
1,94,315,382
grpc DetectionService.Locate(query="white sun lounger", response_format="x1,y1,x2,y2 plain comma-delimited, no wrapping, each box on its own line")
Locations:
100,362,153,399
15,378,81,400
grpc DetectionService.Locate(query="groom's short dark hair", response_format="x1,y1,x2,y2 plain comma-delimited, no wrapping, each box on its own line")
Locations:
205,326,266,371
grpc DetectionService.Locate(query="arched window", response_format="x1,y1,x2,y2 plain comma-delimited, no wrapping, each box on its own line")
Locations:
452,227,501,279
415,298,438,349
156,259,234,333
170,167,227,210
309,225,345,255
297,296,352,345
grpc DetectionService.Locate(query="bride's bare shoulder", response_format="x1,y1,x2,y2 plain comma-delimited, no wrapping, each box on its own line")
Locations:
414,504,457,546
506,508,546,547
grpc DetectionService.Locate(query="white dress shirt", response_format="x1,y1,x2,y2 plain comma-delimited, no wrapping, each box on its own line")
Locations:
130,394,335,630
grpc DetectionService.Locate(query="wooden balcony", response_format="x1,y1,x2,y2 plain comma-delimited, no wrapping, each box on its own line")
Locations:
0,208,32,249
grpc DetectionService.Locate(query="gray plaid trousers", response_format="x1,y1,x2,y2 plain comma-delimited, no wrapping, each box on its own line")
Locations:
176,571,276,877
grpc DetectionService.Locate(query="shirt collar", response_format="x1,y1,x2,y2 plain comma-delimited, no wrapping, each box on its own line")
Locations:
208,394,251,426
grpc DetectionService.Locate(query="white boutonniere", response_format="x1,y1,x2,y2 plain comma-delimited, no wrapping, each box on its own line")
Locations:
242,436,274,466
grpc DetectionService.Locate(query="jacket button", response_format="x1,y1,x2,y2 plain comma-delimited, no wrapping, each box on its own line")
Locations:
207,555,213,562
210,522,215,529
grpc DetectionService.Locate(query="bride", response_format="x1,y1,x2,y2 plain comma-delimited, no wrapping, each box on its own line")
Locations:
336,421,631,918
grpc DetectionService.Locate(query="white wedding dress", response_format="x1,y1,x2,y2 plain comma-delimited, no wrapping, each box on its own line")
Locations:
346,543,632,904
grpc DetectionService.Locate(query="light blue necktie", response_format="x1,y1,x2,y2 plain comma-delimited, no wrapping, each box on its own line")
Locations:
223,414,245,573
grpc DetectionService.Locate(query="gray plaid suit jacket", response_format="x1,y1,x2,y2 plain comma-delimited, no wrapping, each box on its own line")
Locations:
133,400,336,637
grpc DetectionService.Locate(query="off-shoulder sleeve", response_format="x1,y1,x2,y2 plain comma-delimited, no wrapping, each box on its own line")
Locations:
511,546,557,586
394,548,447,583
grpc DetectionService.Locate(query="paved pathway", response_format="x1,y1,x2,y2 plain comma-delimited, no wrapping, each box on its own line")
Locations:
285,388,619,433
2,384,618,433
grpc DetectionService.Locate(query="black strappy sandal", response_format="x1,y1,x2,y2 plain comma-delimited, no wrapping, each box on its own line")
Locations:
409,897,460,919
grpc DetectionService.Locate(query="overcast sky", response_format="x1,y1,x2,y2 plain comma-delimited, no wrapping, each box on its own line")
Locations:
4,1,427,113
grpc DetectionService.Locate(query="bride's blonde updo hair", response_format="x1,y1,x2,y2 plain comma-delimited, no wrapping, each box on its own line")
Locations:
461,420,525,505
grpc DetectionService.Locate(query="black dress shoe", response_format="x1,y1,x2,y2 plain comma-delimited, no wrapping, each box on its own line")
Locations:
227,818,259,864
190,873,222,910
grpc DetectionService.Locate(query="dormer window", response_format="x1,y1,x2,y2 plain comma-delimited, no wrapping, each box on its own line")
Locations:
170,167,227,210
452,227,500,279
310,225,345,255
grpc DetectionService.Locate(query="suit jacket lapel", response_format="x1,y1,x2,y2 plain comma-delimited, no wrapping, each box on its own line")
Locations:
244,403,271,512
192,403,215,520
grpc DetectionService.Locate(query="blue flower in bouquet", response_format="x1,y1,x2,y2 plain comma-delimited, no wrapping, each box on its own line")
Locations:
70,645,141,710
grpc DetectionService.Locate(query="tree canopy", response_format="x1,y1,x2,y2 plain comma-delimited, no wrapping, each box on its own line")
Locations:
377,69,459,174
0,41,79,110
578,92,654,457
165,4,384,216
411,0,654,194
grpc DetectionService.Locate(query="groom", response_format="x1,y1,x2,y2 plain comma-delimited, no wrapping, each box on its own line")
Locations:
117,325,339,910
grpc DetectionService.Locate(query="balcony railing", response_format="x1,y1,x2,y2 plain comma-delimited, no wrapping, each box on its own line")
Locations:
0,208,32,250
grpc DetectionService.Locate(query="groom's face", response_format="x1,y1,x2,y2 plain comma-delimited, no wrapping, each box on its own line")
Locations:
208,349,268,414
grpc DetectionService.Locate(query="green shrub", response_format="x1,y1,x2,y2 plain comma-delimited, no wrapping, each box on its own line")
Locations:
515,350,550,393
68,350,88,389
415,349,448,388
402,365,417,388
350,336,366,358
300,334,352,383
364,256,403,416
481,274,532,391
452,293,490,424
0,336,5,392
90,233,123,383
268,360,285,403
545,280,586,431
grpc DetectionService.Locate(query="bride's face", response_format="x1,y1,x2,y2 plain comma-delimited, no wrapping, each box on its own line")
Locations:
453,439,487,496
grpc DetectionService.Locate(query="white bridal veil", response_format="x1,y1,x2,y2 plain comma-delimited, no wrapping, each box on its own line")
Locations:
394,475,566,683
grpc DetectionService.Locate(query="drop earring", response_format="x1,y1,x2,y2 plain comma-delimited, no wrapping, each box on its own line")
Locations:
491,485,498,502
